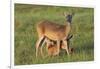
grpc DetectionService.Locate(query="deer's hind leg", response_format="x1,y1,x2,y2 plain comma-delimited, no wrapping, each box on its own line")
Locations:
40,37,47,57
36,36,45,57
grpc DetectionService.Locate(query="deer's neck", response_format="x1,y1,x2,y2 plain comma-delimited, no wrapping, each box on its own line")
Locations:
67,22,71,26
66,22,71,29
65,22,71,36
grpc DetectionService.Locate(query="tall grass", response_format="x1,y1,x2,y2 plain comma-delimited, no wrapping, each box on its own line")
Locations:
14,4,94,65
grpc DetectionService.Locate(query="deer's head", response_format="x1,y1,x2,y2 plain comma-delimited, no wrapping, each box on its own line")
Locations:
64,12,74,23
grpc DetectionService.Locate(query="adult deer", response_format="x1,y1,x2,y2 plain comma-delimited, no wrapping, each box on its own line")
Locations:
36,12,74,57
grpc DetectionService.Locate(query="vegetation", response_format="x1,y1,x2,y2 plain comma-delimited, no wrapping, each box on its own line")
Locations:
14,4,94,65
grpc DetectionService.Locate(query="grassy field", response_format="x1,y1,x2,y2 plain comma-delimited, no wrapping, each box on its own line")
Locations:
14,4,94,65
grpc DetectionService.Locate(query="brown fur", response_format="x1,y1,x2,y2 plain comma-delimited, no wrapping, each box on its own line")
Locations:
37,20,70,40
47,44,59,56
46,34,73,56
48,45,73,56
47,41,74,56
36,13,73,57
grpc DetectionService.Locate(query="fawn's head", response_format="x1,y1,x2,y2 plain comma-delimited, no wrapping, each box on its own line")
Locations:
64,12,74,23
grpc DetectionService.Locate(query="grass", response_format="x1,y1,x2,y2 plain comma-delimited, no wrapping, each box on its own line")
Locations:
14,4,94,65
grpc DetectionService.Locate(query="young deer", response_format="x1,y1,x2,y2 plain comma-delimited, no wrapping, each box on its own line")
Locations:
36,13,74,57
47,34,73,56
47,43,74,56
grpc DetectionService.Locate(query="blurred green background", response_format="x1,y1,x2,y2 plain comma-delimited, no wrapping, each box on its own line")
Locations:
14,4,94,65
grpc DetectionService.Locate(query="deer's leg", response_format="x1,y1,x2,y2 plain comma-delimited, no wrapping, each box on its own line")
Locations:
62,40,69,55
36,36,44,57
57,40,60,56
40,37,46,57
45,38,49,53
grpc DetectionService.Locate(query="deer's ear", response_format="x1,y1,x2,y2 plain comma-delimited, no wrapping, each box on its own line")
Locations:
72,12,75,16
63,12,68,16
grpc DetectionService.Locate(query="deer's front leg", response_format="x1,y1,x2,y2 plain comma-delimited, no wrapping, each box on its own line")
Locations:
62,40,69,56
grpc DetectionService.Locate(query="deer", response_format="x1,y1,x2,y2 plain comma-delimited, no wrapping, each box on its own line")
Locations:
36,12,74,57
47,34,74,56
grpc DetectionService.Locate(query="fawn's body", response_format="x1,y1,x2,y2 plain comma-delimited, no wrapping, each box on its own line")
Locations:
47,34,73,56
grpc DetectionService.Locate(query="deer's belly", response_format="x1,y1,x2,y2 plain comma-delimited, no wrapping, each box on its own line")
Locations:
45,32,66,41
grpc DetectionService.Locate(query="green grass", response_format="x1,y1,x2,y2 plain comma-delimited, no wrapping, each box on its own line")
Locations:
14,4,94,65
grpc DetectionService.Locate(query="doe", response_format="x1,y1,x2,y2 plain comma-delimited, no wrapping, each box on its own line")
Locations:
36,12,74,57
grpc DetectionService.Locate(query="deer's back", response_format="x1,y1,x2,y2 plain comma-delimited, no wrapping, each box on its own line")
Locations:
37,20,69,40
